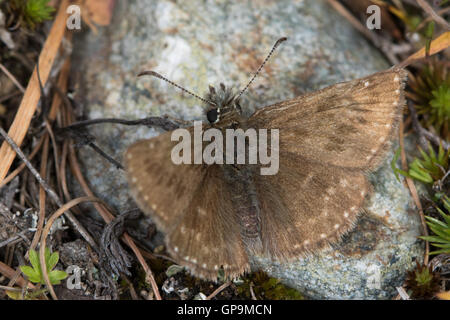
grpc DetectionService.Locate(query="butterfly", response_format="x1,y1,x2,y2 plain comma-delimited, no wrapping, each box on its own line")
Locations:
124,37,407,281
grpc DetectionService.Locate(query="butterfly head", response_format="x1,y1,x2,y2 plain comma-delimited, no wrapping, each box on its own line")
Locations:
205,83,242,124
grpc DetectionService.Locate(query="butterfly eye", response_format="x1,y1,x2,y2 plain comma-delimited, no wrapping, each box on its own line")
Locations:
206,108,219,124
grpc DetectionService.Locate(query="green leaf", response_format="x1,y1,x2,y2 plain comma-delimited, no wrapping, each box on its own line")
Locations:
6,290,22,300
430,243,450,249
47,252,59,272
409,168,433,183
48,270,68,285
419,235,450,243
20,266,41,283
428,225,450,241
28,249,41,275
425,215,450,229
429,249,450,255
44,247,51,265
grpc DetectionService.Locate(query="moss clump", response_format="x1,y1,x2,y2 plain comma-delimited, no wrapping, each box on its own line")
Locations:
9,0,55,29
405,261,441,299
236,271,303,300
407,61,450,140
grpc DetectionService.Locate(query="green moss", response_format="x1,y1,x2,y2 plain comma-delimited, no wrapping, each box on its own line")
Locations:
408,61,450,139
236,271,304,300
10,0,55,29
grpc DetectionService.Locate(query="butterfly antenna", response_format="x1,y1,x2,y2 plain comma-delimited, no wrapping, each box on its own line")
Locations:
138,70,217,106
236,37,287,101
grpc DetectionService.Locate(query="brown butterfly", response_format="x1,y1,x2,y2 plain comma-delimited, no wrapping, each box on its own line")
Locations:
124,37,407,281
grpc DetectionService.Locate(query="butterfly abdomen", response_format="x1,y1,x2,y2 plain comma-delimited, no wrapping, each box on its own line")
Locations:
224,165,263,253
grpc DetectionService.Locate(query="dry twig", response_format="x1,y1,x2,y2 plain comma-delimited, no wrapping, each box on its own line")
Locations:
416,0,450,31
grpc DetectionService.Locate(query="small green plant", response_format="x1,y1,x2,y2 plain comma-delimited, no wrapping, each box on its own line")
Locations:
409,144,449,184
405,261,441,299
420,196,450,255
10,0,55,29
429,83,450,133
20,248,68,285
392,144,449,184
407,61,450,139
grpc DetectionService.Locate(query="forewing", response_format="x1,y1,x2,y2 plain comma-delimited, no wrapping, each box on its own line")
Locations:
125,130,249,281
249,68,407,170
125,129,204,234
254,152,370,259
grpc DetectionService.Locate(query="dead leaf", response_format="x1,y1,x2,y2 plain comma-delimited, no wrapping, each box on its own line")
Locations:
399,31,450,67
436,291,450,300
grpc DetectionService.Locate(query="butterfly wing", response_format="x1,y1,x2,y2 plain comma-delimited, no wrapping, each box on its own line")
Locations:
124,129,249,281
165,164,250,280
248,69,406,259
253,152,370,259
249,69,407,170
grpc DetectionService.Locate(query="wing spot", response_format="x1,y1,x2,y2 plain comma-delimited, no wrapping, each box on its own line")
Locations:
393,101,398,106
131,176,137,183
197,207,207,216
320,233,326,239
214,265,219,270
344,211,349,218
334,224,340,229
378,137,385,142
303,174,314,186
149,142,155,149
151,204,157,211
180,225,186,234
322,210,328,217
351,206,357,212
324,196,330,201
371,148,377,154
144,195,149,201
395,89,400,94
195,233,201,241
202,263,207,268
184,256,190,261
360,191,365,197
174,246,179,252
394,75,400,82
364,81,369,87
127,153,133,159
294,244,301,249
192,258,197,263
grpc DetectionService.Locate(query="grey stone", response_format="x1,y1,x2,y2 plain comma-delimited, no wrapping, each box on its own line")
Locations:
71,0,424,299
